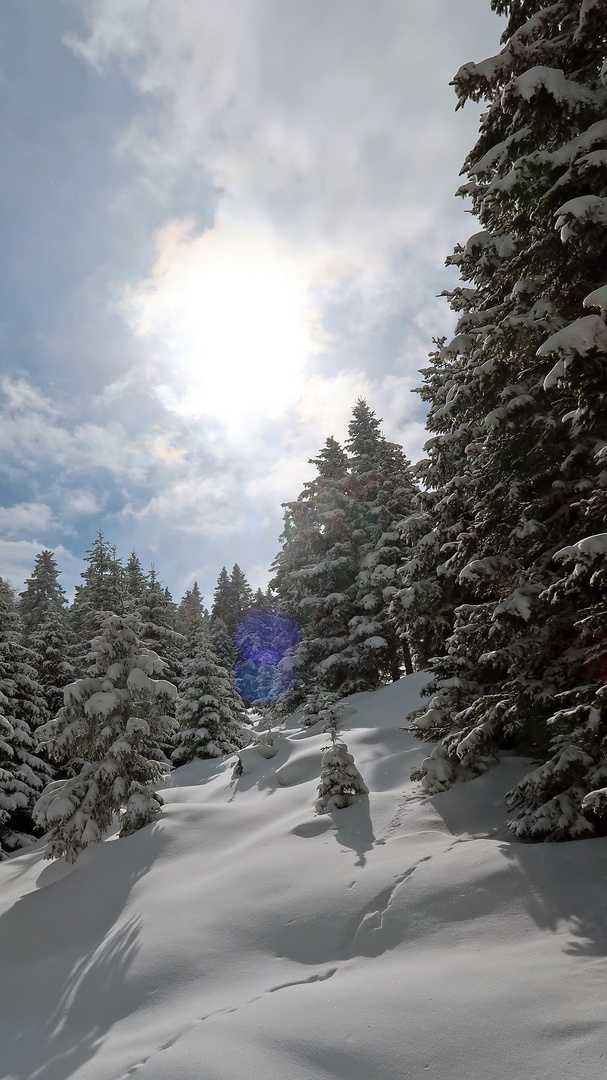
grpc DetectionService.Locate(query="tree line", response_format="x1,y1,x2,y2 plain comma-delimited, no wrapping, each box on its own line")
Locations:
2,0,606,852
0,542,272,858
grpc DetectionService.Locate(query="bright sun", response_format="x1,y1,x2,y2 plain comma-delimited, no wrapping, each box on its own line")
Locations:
128,218,322,426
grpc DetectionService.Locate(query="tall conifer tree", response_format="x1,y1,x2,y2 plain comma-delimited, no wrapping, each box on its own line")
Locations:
70,531,124,654
172,634,248,764
271,405,417,706
35,613,177,863
139,567,183,684
19,551,75,720
0,579,51,854
406,0,607,840
176,582,208,649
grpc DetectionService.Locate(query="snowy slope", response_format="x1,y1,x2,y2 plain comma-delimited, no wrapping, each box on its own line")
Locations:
1,672,606,1080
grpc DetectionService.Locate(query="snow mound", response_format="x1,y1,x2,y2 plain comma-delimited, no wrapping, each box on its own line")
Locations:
275,748,323,787
1,672,606,1080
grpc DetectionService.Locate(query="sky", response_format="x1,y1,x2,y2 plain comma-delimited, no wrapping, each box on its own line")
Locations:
0,0,505,605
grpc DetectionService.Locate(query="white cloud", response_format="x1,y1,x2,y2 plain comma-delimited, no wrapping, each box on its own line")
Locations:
21,0,506,600
0,376,163,487
70,0,501,255
71,1,504,440
0,376,60,417
119,474,246,539
0,503,56,538
63,489,109,516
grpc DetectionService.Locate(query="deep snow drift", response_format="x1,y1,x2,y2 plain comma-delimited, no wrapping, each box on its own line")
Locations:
1,672,606,1080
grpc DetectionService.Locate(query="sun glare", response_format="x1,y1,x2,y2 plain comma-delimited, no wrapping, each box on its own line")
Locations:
127,219,322,426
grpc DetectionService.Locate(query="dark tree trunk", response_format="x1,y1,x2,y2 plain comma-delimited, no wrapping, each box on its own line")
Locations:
401,636,413,677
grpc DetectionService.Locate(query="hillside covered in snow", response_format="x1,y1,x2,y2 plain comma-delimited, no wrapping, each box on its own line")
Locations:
1,671,605,1080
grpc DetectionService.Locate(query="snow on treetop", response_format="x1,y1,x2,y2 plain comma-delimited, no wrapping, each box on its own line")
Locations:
84,691,121,718
492,587,542,622
583,284,607,311
538,316,607,389
556,533,607,563
132,652,166,675
126,668,154,693
362,636,389,650
458,556,503,582
64,678,100,706
504,67,601,109
554,195,607,241
153,679,178,699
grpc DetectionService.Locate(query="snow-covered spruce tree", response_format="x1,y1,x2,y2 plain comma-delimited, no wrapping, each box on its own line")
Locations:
20,550,68,638
208,615,237,672
345,399,417,682
270,435,358,707
211,564,254,640
233,608,301,706
271,403,417,709
0,579,52,854
211,567,232,627
139,567,183,684
315,724,368,814
175,581,208,648
229,564,255,630
251,586,271,610
123,550,147,615
20,550,76,720
70,531,124,667
28,613,76,724
408,0,607,839
391,340,475,670
171,634,249,764
507,532,607,834
209,564,255,682
35,613,177,863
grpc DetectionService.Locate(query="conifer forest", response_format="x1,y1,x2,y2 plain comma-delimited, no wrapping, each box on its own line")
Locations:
3,4,607,1077
2,0,607,865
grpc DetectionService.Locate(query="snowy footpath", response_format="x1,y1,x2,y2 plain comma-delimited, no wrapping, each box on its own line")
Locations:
1,671,606,1080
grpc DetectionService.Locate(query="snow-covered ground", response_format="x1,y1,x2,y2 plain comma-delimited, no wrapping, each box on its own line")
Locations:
1,672,606,1080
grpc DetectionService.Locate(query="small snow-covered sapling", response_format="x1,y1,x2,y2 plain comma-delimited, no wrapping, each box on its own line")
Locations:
315,712,367,814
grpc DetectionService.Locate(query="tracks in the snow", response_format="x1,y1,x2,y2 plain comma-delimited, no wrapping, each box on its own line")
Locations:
116,966,338,1079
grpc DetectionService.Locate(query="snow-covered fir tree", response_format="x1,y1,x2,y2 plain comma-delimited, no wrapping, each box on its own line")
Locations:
315,726,368,814
345,399,417,682
19,550,67,638
406,0,607,840
390,340,474,670
0,579,52,854
271,403,417,709
270,435,355,707
138,567,183,684
123,550,147,615
211,565,254,641
20,550,76,719
175,582,208,649
251,587,271,610
210,565,255,691
228,564,254,630
234,608,301,706
211,567,232,627
35,612,177,863
70,531,124,658
171,634,249,764
208,616,237,672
